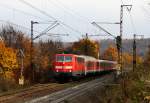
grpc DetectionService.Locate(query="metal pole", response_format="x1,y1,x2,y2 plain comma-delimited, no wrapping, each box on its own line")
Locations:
133,34,143,72
120,5,132,103
31,21,34,83
85,33,88,56
133,34,136,72
120,4,132,74
120,5,123,74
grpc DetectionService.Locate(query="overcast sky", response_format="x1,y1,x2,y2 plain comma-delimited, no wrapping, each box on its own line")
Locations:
0,0,150,42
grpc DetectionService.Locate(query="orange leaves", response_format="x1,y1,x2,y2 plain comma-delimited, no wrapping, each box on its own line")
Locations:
72,38,100,58
122,53,132,66
0,41,18,72
144,47,150,65
102,45,118,61
102,45,143,67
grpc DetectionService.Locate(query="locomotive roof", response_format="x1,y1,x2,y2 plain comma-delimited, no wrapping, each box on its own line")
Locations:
99,60,117,64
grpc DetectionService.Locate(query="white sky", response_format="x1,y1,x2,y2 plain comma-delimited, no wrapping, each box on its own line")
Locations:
0,0,150,42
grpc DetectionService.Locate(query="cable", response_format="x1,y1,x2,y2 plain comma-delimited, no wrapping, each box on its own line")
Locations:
0,4,48,21
47,0,91,24
92,22,117,38
140,6,150,21
120,0,137,34
51,0,99,35
128,12,137,34
121,0,124,4
0,20,40,34
19,0,82,39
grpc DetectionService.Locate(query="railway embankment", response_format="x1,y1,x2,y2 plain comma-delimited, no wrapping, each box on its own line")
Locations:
27,72,116,103
0,72,115,103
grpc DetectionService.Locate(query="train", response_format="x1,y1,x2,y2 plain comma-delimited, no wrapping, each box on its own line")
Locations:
54,54,118,81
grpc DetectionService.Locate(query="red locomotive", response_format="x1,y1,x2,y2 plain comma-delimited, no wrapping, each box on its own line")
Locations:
54,54,117,80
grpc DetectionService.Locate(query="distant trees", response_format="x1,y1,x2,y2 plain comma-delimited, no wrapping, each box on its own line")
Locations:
144,46,150,66
72,38,100,58
101,45,118,61
101,45,143,68
122,53,132,67
0,26,25,49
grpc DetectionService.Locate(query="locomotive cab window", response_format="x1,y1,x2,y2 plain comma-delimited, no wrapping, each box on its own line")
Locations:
56,56,72,62
77,57,84,63
65,56,72,62
56,56,64,62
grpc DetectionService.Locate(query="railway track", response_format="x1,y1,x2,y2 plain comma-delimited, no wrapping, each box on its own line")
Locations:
27,73,115,103
0,72,115,103
0,83,70,103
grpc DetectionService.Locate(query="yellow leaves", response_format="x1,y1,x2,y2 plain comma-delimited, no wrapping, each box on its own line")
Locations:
122,53,143,66
5,71,15,80
102,45,118,61
41,56,49,70
136,56,143,64
72,38,100,58
122,53,132,66
0,41,18,72
102,45,143,67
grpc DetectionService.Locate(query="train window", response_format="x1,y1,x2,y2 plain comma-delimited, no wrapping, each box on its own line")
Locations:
56,56,64,62
77,57,84,63
96,62,99,67
65,56,72,62
87,62,94,67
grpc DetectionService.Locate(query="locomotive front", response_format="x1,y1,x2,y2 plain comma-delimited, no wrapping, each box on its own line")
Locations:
54,54,74,78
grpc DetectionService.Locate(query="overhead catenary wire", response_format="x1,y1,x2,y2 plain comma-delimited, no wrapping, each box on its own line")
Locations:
140,6,150,22
19,0,82,39
0,20,59,39
33,22,60,40
55,0,91,22
51,0,100,35
0,20,40,34
47,0,92,24
120,0,136,34
92,22,117,38
0,3,49,21
128,12,137,34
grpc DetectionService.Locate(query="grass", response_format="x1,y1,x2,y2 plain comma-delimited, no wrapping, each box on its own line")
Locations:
95,65,150,103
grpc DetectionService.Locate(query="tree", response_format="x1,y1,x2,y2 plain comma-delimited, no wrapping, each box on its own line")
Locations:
144,45,150,66
32,40,63,82
0,41,18,79
122,53,132,67
101,45,118,61
0,25,33,82
72,38,100,58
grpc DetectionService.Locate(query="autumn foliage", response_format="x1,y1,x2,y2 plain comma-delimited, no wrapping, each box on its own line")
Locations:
101,45,143,68
72,38,100,58
101,45,118,61
0,41,18,80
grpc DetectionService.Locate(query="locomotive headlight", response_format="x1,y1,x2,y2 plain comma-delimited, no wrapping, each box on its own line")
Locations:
65,66,72,69
69,69,72,72
55,66,62,69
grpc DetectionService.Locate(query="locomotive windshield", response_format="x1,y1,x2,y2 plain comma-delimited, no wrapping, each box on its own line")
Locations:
56,56,64,62
65,56,72,62
56,56,72,62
